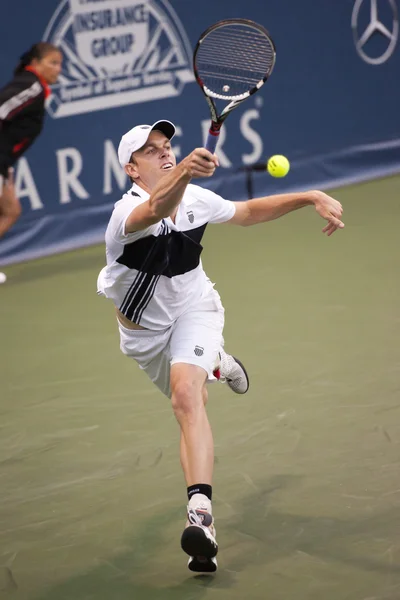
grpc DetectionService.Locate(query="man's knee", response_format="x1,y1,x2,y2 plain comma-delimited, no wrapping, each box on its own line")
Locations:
170,364,208,418
171,379,200,417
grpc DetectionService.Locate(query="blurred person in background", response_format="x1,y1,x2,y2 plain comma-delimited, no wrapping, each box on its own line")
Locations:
0,42,62,283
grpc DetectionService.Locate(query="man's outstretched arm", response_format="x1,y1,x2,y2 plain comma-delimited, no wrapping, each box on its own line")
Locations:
228,190,344,236
125,149,218,233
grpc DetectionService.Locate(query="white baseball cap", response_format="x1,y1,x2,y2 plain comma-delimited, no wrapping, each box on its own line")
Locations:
117,120,176,167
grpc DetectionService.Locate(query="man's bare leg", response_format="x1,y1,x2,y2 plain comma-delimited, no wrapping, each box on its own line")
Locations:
170,363,218,571
171,364,213,486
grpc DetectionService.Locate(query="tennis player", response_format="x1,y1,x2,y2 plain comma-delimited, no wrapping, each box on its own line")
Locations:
0,42,62,283
97,120,344,573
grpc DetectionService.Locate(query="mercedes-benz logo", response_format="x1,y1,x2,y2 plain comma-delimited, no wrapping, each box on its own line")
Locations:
352,0,399,64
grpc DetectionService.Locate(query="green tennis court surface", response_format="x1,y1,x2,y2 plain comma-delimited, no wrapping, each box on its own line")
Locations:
1,176,400,600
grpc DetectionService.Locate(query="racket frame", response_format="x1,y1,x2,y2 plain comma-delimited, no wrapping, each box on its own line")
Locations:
193,18,276,153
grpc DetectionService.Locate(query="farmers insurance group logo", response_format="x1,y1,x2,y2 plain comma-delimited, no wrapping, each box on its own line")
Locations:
43,0,194,118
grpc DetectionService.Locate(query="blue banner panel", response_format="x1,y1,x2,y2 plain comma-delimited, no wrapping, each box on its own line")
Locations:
1,0,400,265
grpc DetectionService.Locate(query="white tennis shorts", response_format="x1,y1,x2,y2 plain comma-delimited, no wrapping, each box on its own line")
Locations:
118,288,225,398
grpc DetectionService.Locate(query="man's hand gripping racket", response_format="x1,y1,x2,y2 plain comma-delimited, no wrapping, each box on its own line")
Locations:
193,18,276,154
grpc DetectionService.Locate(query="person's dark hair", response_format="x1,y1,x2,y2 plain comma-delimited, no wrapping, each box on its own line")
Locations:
14,42,60,75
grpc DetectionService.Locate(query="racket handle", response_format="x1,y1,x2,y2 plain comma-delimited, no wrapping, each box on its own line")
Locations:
205,130,220,154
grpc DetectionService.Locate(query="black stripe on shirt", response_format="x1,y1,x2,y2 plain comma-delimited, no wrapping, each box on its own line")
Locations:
119,221,168,314
116,223,207,278
124,272,157,321
119,269,148,314
132,274,161,323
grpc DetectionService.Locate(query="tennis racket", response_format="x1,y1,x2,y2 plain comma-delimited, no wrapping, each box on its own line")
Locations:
193,18,276,154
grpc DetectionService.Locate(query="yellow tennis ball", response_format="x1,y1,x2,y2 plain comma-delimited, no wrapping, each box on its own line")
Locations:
267,155,290,178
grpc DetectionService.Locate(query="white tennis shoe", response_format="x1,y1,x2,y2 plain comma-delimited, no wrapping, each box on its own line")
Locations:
181,498,218,573
215,349,250,394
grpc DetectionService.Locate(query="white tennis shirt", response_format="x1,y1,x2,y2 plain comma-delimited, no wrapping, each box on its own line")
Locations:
97,182,236,330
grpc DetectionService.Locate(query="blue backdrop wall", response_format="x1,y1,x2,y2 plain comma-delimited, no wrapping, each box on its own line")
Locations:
1,0,399,264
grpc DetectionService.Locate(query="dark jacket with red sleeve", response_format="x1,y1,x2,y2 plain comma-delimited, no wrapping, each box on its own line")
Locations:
0,67,50,174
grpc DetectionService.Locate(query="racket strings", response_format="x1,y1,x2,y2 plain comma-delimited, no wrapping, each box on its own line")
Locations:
199,69,263,87
200,32,274,58
201,36,273,56
197,54,271,77
195,24,275,98
196,58,268,77
198,41,273,72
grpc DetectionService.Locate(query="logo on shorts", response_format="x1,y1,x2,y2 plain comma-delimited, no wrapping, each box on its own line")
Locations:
43,0,195,118
187,211,194,224
194,346,204,356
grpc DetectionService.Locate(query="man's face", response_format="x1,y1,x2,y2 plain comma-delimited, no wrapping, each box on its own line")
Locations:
127,130,176,191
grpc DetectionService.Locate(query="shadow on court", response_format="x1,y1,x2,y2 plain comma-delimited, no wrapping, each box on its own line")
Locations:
226,476,400,577
26,475,400,600
27,506,236,600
